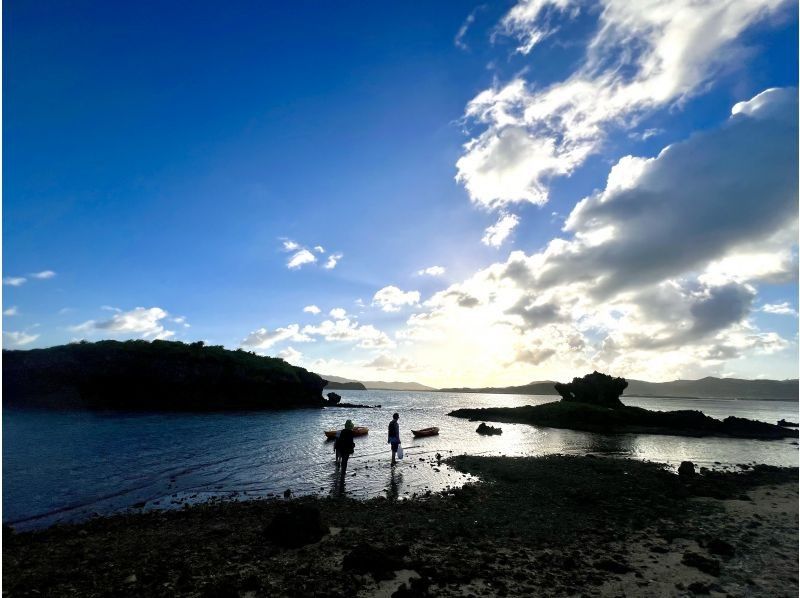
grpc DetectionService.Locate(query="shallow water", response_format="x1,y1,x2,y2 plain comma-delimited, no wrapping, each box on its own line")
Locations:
3,391,798,530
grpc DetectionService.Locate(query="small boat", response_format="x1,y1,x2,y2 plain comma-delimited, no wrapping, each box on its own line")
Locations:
411,427,439,438
324,427,369,440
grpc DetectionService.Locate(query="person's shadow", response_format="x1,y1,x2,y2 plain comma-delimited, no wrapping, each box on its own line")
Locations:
329,468,347,497
386,468,403,500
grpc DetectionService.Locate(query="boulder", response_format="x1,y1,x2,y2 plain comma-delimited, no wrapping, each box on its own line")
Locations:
264,503,328,548
326,392,342,405
681,551,720,576
476,422,502,435
678,461,695,477
554,371,628,408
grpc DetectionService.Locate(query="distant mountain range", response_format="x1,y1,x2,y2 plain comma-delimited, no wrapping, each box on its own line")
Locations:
329,375,797,400
322,375,435,392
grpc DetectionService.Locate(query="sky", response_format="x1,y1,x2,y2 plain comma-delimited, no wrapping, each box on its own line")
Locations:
3,0,798,387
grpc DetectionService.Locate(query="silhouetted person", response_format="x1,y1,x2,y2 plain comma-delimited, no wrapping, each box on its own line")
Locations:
337,420,356,478
388,412,401,465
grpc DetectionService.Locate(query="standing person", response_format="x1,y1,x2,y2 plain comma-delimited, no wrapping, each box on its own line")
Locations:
337,420,356,478
388,412,401,466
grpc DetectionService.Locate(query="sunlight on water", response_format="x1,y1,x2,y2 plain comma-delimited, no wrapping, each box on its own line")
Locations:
3,391,798,529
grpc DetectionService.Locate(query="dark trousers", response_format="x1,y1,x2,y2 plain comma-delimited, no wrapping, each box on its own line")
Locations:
340,454,350,477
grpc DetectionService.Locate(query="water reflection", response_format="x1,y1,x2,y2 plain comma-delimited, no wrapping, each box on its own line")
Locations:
387,468,403,501
584,432,637,456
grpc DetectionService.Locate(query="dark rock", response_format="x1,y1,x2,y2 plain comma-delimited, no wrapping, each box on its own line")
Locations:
476,422,502,435
678,461,696,477
682,552,720,576
687,581,711,594
283,488,292,498
326,392,342,405
264,503,328,548
778,419,798,427
707,538,735,558
554,371,628,408
343,543,404,581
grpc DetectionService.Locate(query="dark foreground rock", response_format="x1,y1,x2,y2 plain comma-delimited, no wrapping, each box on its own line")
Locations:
449,401,798,440
3,456,796,597
263,503,328,548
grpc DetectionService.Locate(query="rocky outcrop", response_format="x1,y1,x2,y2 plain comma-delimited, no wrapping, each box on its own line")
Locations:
554,371,628,408
778,419,798,427
678,461,696,477
326,392,342,405
3,340,327,411
476,422,502,435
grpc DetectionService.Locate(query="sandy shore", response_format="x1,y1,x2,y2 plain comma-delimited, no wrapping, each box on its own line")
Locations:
3,455,797,597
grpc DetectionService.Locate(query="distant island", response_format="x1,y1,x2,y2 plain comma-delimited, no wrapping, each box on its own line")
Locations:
441,376,798,401
322,375,435,392
3,340,326,411
449,371,797,441
324,381,367,391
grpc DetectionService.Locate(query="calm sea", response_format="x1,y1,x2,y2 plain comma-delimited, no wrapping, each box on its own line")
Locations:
3,391,798,530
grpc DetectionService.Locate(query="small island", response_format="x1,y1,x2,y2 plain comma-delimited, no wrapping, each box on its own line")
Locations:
3,340,327,411
449,371,798,440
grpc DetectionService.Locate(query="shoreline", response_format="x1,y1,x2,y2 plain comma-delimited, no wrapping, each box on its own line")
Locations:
4,455,797,597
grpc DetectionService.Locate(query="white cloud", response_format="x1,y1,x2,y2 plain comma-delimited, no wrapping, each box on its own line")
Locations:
417,266,446,277
364,353,418,371
30,270,56,280
329,307,347,320
324,253,343,269
278,346,304,363
3,330,39,347
303,305,322,315
3,306,19,316
3,277,26,286
314,245,325,254
455,6,483,51
287,249,317,269
458,0,792,208
761,302,798,316
241,324,313,349
282,240,300,251
482,213,520,247
372,286,421,312
302,317,394,349
71,307,176,340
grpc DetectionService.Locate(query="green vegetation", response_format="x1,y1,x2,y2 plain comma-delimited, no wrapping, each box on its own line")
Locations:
449,401,798,440
3,340,326,411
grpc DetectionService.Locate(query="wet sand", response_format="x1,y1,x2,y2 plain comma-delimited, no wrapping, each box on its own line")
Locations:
3,455,797,597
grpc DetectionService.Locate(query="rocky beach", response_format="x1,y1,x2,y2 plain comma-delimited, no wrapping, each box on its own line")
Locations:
4,455,797,597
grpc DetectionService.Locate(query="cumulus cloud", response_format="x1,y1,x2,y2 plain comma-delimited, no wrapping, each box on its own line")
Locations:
71,307,176,340
329,307,347,320
3,330,39,347
3,306,19,316
282,240,300,251
372,286,421,312
482,213,520,247
324,253,343,269
391,90,797,384
303,305,322,315
3,277,26,286
30,270,56,279
241,324,313,349
302,317,394,349
761,302,798,316
287,249,317,269
458,0,792,208
278,346,303,363
314,246,325,253
364,353,418,371
417,266,446,277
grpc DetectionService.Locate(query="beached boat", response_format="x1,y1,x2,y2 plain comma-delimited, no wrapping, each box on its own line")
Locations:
324,427,369,440
411,427,439,438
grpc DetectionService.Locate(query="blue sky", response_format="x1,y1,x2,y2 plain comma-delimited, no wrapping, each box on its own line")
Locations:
4,1,798,386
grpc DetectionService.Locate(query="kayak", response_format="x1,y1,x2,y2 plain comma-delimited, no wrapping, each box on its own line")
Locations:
411,427,439,438
324,427,369,440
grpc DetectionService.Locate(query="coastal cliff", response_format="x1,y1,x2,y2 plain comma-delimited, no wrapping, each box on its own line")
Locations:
3,340,327,411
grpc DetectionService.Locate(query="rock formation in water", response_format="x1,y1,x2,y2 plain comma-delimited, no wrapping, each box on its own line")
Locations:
326,392,342,405
476,422,502,435
3,340,327,411
554,371,628,408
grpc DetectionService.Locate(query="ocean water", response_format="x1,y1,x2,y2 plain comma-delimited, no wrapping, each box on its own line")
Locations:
3,391,798,530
